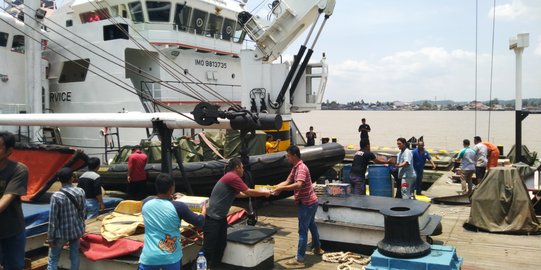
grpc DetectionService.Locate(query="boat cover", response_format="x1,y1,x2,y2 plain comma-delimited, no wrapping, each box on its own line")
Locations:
100,200,146,242
512,162,541,191
11,144,88,202
506,145,539,166
81,203,247,261
110,130,266,164
464,167,541,234
80,233,144,261
23,197,122,237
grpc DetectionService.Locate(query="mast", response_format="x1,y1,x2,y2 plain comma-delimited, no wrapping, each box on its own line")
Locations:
24,0,43,142
509,33,529,163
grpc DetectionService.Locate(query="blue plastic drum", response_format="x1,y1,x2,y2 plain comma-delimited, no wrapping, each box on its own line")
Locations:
368,164,393,197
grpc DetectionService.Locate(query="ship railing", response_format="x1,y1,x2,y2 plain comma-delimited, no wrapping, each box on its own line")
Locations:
0,104,27,114
172,24,244,43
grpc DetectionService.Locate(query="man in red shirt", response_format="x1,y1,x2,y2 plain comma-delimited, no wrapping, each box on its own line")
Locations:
203,158,271,267
274,145,324,267
127,145,148,200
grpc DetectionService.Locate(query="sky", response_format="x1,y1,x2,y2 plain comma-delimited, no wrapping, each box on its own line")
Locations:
248,0,541,103
2,0,539,103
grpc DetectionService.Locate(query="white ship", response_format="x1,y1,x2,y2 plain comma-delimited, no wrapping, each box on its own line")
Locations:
0,0,334,159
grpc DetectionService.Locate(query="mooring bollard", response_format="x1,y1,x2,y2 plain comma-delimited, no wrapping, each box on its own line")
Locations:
377,205,431,258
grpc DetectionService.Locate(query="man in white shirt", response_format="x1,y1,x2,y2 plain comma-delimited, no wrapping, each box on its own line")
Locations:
473,136,488,183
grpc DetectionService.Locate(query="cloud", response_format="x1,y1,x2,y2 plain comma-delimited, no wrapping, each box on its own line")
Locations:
326,47,523,103
493,0,541,21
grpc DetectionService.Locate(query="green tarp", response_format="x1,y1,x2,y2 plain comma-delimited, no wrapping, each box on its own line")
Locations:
110,130,266,164
506,145,538,165
465,167,541,234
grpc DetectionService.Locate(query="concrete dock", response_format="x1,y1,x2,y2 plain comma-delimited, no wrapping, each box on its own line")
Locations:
27,171,541,270
219,171,541,269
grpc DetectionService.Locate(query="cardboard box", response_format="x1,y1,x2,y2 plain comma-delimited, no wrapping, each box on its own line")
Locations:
325,183,351,197
255,185,276,192
176,196,208,213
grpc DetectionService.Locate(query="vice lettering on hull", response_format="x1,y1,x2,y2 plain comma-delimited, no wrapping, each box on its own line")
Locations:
50,91,72,102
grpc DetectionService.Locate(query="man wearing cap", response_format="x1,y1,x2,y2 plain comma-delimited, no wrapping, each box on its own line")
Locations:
47,167,86,270
0,131,29,270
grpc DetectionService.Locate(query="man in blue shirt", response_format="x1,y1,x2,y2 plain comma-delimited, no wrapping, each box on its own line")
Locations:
412,141,436,196
395,138,416,199
140,173,205,270
457,139,476,194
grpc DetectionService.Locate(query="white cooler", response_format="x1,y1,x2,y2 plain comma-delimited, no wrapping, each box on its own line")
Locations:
221,225,276,269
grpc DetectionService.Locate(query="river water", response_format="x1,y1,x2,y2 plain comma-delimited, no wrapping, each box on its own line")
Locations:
292,110,541,155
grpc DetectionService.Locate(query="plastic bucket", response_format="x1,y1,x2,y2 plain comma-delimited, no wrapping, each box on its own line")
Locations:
368,164,393,197
341,164,352,183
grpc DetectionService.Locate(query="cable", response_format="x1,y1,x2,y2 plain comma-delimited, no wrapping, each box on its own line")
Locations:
474,0,478,136
487,0,496,141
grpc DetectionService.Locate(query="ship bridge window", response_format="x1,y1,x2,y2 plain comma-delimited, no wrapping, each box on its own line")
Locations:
11,35,25,54
110,4,129,18
66,19,73,27
58,59,90,83
191,9,208,35
128,2,144,23
0,32,8,47
146,1,171,22
104,24,129,41
173,4,191,31
206,14,223,39
80,9,110,24
222,19,235,41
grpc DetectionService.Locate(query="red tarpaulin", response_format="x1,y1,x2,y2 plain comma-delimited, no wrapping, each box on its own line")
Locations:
11,144,87,202
79,209,248,261
80,233,144,261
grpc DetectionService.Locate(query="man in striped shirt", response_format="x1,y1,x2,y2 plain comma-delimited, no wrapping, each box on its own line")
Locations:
273,145,323,267
47,167,86,270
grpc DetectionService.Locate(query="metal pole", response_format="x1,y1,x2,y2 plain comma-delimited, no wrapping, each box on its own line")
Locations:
509,33,529,163
153,120,173,175
515,111,522,163
514,47,523,163
515,48,523,111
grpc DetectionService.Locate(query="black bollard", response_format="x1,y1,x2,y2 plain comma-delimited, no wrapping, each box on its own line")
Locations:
377,206,431,258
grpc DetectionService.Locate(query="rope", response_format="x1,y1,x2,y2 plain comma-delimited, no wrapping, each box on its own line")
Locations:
474,0,478,136
322,252,370,270
487,0,496,141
